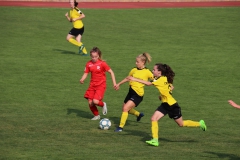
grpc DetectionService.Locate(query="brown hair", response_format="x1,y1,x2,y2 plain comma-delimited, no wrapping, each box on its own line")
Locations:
155,63,175,84
90,47,102,60
74,0,78,7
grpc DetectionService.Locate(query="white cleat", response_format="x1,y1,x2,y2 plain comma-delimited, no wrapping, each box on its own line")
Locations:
91,115,100,120
102,102,107,115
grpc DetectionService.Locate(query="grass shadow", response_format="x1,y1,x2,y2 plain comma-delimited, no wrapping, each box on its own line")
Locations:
204,151,240,160
53,48,77,55
67,108,93,119
159,137,197,143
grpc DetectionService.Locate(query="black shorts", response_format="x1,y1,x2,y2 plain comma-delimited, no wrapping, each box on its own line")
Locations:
124,87,143,107
156,102,182,119
68,27,84,36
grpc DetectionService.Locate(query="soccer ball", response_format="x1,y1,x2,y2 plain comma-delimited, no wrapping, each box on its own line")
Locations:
99,118,111,130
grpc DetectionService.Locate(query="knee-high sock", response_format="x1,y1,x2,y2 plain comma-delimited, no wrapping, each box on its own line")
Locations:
119,112,128,128
128,108,140,117
82,46,87,54
97,101,104,107
183,120,200,127
152,121,158,140
89,104,98,116
68,38,83,47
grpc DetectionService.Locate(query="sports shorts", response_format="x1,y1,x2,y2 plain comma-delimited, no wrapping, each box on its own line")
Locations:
69,27,84,36
124,87,143,107
156,102,182,119
84,85,106,101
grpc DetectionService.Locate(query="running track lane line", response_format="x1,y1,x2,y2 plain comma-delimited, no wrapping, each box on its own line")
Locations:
0,1,240,9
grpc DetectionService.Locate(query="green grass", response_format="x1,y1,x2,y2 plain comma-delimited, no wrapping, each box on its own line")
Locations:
0,6,240,160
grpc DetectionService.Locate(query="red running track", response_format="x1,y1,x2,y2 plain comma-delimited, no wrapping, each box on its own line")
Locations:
0,1,240,9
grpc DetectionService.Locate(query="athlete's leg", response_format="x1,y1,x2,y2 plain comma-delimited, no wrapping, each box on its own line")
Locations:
67,34,82,46
175,117,206,131
175,117,199,127
88,99,98,115
76,34,87,54
118,100,135,128
146,111,164,147
128,108,144,121
150,110,164,139
92,99,107,115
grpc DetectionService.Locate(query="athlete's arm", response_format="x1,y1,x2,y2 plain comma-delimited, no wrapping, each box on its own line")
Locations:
79,73,88,84
72,13,85,22
65,12,72,22
114,77,129,90
228,100,240,109
169,84,174,91
127,76,153,86
107,69,117,87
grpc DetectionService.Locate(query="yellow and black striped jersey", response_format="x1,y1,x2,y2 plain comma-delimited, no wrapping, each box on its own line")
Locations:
152,76,177,105
129,67,153,96
70,7,84,29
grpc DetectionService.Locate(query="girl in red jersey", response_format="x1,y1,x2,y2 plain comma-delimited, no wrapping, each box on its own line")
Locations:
80,47,117,120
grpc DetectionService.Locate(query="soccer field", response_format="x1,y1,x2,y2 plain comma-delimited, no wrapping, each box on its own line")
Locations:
0,6,240,160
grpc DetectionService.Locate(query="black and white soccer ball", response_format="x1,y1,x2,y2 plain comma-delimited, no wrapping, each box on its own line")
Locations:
99,118,111,130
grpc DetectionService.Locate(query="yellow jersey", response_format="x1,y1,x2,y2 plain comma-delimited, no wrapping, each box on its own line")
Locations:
70,7,84,29
152,76,177,105
129,67,153,96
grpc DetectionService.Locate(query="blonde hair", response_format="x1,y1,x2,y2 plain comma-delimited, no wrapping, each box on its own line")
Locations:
137,52,151,64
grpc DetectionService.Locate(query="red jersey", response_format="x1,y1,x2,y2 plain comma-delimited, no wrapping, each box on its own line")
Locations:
84,60,111,87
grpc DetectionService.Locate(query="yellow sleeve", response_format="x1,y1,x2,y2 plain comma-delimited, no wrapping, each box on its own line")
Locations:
128,68,136,76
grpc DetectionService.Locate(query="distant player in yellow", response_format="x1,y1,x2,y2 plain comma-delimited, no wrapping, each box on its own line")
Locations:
65,0,88,55
114,53,153,132
128,63,207,146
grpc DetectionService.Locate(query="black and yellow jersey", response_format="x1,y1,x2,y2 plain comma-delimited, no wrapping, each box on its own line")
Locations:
152,76,177,105
129,67,153,96
70,7,84,29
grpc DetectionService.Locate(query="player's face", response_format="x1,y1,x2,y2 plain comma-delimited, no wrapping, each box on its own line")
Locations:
152,65,161,77
91,52,99,63
69,0,74,8
135,57,145,69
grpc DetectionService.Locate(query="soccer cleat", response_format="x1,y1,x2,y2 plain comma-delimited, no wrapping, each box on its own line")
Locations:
199,120,207,131
78,45,84,54
102,102,107,115
146,139,159,147
91,115,100,120
114,127,123,132
137,113,144,122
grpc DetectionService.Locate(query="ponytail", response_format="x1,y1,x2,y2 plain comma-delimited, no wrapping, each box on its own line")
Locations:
138,52,152,64
156,63,175,84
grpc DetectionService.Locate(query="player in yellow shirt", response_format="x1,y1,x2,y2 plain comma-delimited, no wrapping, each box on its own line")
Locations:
128,63,207,146
114,53,153,132
65,0,88,55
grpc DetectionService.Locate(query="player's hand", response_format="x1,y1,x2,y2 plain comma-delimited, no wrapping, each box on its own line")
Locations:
228,100,239,109
126,76,133,81
65,12,68,17
114,84,120,90
79,79,84,84
159,96,162,101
